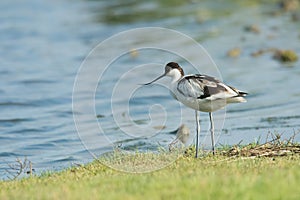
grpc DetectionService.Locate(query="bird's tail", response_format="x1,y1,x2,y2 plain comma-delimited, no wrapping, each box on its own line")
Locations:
228,90,248,103
238,91,248,97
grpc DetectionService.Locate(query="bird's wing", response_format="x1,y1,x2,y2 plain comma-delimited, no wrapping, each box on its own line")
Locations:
177,74,240,100
177,75,206,98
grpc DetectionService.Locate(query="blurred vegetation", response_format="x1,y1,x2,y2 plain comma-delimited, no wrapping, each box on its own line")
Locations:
85,0,284,25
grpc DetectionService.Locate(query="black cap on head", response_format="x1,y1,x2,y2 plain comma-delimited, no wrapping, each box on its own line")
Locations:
166,62,180,69
166,62,184,76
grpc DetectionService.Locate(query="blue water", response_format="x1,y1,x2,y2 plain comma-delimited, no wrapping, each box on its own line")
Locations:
1,0,300,179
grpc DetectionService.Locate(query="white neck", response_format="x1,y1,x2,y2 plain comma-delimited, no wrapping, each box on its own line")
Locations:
167,69,183,83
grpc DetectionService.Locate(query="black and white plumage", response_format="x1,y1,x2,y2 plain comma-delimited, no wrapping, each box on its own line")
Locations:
175,73,247,112
144,62,247,157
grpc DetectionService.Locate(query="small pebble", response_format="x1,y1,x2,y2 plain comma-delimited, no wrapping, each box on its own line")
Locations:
279,0,299,12
291,13,300,21
273,49,298,62
227,47,241,58
153,125,166,130
129,48,139,58
244,24,261,34
251,49,265,57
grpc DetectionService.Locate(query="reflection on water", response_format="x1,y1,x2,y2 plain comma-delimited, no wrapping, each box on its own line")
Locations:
1,0,300,178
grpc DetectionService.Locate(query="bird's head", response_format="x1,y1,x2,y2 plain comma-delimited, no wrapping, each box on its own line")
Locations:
144,62,184,85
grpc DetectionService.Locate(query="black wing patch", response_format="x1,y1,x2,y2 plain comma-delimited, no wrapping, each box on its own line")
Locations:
198,84,227,99
198,86,210,99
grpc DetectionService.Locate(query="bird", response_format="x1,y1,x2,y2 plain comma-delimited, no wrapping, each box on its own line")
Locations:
144,62,247,158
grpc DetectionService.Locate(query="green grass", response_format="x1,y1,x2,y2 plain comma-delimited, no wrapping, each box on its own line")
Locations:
1,152,300,200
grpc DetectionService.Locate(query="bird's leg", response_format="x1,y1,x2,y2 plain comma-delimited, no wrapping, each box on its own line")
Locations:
209,112,215,155
195,110,200,158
